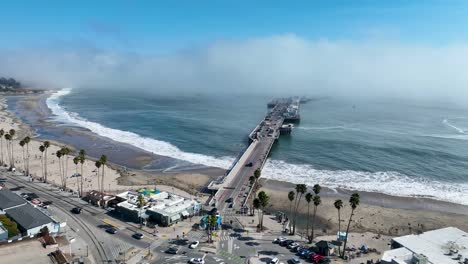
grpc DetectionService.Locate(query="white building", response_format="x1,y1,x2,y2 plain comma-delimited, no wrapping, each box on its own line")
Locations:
115,191,201,226
382,227,468,264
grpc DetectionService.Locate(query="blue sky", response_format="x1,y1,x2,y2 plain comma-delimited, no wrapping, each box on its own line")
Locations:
2,0,468,53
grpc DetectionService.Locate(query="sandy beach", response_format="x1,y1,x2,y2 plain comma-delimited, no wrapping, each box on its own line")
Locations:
2,93,468,239
0,95,222,197
258,179,468,237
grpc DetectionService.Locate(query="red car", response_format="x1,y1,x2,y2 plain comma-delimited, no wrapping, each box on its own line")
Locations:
310,254,324,263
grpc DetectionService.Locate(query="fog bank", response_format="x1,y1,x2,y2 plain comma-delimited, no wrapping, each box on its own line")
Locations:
1,34,468,102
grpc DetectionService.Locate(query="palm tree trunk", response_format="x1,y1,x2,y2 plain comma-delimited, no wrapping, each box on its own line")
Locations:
21,146,25,175
80,163,84,197
341,208,355,259
311,206,317,242
10,140,14,166
44,149,48,183
26,143,29,176
337,209,341,255
292,193,303,235
0,138,3,166
64,156,69,189
306,203,310,242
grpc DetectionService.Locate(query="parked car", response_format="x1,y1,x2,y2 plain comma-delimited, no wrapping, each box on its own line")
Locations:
71,207,82,214
288,242,300,250
166,247,179,254
245,162,253,167
273,236,287,244
189,241,199,249
132,233,144,239
298,249,311,258
105,227,118,234
189,258,205,264
280,239,295,247
269,257,280,264
287,257,302,264
225,197,233,203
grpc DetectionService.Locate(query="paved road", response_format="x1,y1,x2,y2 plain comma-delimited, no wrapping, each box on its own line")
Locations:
2,171,155,263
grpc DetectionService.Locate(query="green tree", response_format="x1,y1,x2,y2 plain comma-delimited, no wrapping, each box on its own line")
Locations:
206,214,218,243
341,193,360,258
292,184,306,235
0,215,18,238
137,194,146,208
249,176,255,186
43,141,50,183
287,191,295,232
310,195,321,242
253,198,261,229
305,192,312,241
334,199,344,255
257,191,269,231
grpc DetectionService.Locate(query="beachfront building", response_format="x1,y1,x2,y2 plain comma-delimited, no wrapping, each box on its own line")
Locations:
0,190,27,214
115,189,201,226
381,227,468,264
5,203,59,236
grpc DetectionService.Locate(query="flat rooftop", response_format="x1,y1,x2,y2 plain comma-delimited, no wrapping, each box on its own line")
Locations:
6,204,55,230
0,190,27,210
386,227,468,264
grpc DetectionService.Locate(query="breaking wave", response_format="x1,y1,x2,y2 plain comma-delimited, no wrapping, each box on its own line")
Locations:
46,89,468,205
46,88,234,169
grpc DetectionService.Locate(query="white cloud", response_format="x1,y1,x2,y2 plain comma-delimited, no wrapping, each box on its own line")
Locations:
1,34,468,102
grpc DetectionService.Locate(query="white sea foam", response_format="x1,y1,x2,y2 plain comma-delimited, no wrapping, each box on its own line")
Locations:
46,88,234,169
46,89,468,205
443,118,466,134
262,159,468,205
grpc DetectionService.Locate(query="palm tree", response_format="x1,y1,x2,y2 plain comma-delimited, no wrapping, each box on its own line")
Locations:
341,193,360,258
61,147,71,189
137,194,147,228
334,199,344,255
56,150,63,188
0,129,4,166
73,156,80,196
310,195,321,242
287,191,295,232
99,155,107,193
39,145,45,180
95,160,102,195
43,141,50,182
292,184,306,235
258,191,269,231
9,129,15,167
207,214,217,243
249,176,255,186
24,136,31,176
305,192,312,241
19,140,25,175
313,184,321,196
78,149,86,197
253,198,261,229
4,133,11,168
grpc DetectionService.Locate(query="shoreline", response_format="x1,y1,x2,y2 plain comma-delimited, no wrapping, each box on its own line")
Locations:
3,92,468,235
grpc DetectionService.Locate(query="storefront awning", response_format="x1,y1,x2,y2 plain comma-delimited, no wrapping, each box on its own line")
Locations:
170,214,181,222
181,210,189,217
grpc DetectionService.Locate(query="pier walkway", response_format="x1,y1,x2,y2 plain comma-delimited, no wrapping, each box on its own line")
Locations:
208,97,301,212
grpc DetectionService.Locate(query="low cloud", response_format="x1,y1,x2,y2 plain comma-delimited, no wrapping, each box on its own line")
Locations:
1,34,468,102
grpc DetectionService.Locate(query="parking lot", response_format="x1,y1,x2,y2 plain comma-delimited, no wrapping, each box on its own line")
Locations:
0,239,55,264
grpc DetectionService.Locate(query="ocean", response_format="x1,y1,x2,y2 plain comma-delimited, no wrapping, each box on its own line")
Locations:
41,88,468,205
